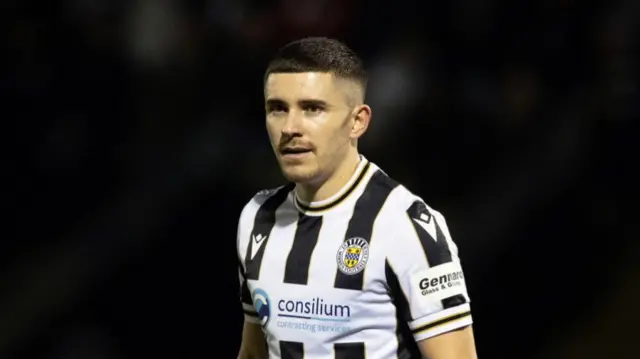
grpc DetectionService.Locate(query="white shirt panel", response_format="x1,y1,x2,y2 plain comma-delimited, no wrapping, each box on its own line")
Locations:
258,196,299,286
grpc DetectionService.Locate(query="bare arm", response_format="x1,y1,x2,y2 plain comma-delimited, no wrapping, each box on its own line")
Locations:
417,325,477,359
237,321,268,359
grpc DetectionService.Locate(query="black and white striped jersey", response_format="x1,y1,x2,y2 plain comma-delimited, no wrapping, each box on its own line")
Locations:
237,156,472,359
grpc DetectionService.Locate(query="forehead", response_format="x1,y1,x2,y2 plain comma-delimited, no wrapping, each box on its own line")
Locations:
265,72,343,102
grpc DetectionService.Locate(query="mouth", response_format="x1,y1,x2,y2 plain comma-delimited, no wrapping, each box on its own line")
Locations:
280,147,313,158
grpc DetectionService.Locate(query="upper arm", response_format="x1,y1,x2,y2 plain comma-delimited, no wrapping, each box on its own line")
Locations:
237,320,268,359
238,263,261,324
237,201,260,324
417,326,477,359
238,249,266,358
385,198,476,357
236,196,269,359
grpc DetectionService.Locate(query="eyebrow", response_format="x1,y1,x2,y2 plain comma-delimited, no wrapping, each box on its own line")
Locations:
265,98,330,108
265,98,287,107
298,99,329,108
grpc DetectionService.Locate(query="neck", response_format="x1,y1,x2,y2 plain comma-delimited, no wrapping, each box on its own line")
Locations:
296,151,361,203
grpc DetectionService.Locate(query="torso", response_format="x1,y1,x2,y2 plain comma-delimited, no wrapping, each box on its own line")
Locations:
238,159,419,358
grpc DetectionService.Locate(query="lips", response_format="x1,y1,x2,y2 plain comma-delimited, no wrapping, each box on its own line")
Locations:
280,147,312,155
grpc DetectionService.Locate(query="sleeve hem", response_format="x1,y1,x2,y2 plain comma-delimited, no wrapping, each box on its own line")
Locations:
409,303,473,341
244,315,261,324
242,302,259,324
413,315,472,341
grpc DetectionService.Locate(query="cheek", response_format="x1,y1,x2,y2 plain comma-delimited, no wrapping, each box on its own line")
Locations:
266,121,280,143
318,121,350,152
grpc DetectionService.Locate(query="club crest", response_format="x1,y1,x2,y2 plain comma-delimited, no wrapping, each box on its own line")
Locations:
336,237,370,275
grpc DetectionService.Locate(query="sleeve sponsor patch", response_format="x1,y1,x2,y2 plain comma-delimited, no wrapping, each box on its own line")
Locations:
410,262,468,303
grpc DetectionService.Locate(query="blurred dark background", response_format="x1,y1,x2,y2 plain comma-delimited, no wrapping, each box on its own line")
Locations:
5,0,637,358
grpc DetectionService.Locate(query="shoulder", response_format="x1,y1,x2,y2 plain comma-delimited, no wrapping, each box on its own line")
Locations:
239,184,294,220
236,184,293,250
368,165,442,223
368,170,453,254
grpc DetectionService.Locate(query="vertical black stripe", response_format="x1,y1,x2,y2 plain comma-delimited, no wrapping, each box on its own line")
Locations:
386,260,421,359
335,171,399,290
334,342,365,359
385,260,412,321
406,201,467,309
245,184,294,280
238,262,252,305
280,341,304,359
406,201,451,265
284,214,323,284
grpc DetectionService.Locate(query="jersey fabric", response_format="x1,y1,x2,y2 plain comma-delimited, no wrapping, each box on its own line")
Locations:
237,156,473,359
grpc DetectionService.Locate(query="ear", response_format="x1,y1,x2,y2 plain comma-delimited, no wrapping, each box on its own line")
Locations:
350,104,371,140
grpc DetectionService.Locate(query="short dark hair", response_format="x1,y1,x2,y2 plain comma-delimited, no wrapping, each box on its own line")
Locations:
264,37,367,90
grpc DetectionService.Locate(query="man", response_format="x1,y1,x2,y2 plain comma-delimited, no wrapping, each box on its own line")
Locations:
237,37,477,359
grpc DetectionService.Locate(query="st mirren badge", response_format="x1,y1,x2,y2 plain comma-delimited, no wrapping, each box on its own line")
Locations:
336,237,370,275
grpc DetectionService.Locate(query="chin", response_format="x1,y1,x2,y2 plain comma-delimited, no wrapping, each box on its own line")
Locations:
280,164,319,184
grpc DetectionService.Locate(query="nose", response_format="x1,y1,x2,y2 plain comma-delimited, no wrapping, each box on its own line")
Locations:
281,111,303,136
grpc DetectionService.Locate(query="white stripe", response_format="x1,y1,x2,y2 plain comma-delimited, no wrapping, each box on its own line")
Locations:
413,315,473,342
258,197,298,282
408,303,471,331
307,208,349,287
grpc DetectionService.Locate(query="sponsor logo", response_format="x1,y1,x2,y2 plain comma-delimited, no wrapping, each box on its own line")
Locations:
252,288,271,326
336,237,369,275
412,212,437,242
250,234,267,259
419,270,465,293
277,297,351,321
411,262,468,302
253,288,353,334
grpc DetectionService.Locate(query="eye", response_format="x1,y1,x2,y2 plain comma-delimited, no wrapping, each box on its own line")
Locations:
303,104,324,113
267,104,288,114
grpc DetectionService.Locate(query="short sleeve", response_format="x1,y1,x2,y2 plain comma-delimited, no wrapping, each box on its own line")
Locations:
238,263,261,324
237,202,261,325
385,200,472,342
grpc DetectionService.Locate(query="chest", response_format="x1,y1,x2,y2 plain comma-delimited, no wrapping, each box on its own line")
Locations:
241,204,399,344
242,208,389,291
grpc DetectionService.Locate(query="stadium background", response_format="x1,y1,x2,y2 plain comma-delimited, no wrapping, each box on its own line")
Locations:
5,0,636,358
